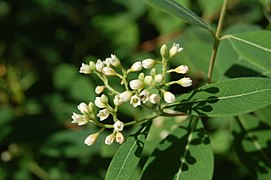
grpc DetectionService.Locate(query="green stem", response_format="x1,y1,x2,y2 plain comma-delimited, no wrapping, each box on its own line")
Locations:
207,0,228,84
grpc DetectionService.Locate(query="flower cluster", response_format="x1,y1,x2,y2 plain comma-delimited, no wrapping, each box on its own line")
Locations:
71,43,192,146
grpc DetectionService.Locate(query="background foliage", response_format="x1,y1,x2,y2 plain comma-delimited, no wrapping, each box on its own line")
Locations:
0,0,270,179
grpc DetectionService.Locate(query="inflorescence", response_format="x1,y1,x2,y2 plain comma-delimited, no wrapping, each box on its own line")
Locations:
71,43,192,146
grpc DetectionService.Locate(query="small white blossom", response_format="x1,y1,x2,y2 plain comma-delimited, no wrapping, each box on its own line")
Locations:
97,109,110,121
130,94,141,107
129,79,144,90
84,132,99,146
149,94,161,104
95,59,104,72
114,120,124,131
102,67,117,76
163,91,176,103
169,43,183,58
79,62,94,74
113,95,123,106
105,133,115,145
95,85,105,94
109,54,121,67
130,61,142,72
94,95,108,108
116,132,125,144
169,65,189,74
142,58,156,69
154,74,163,83
77,102,89,114
139,89,149,103
71,113,89,126
119,91,133,102
144,75,153,86
178,77,192,87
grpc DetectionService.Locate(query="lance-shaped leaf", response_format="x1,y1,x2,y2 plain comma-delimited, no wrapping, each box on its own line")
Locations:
170,77,271,117
105,121,152,180
233,114,271,179
221,31,271,74
141,117,214,180
143,0,211,31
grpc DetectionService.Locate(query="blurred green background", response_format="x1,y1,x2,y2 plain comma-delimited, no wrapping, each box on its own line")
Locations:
0,0,270,179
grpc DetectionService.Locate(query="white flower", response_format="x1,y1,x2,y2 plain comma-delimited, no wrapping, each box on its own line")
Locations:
77,102,89,114
95,85,105,94
102,67,117,76
130,94,141,107
114,120,124,131
116,132,125,144
95,59,105,72
144,75,153,86
71,113,89,126
97,109,110,121
169,65,189,74
178,77,192,87
119,91,133,102
130,61,142,72
105,133,115,145
139,89,149,103
169,43,183,58
109,54,121,67
94,94,108,108
79,62,94,74
84,132,99,146
129,79,144,90
149,94,161,104
163,91,176,103
142,58,156,69
154,74,163,83
160,44,168,58
113,95,123,106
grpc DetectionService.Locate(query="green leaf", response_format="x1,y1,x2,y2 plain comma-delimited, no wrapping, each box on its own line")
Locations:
143,0,211,31
222,31,271,74
233,114,271,179
141,117,214,180
172,78,271,117
105,121,152,180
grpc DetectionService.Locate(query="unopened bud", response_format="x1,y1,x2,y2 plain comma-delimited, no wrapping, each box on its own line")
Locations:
160,44,169,58
142,58,156,69
84,132,99,146
116,132,125,144
102,67,117,76
130,61,142,72
150,94,161,104
95,85,106,94
178,77,192,87
105,133,115,145
163,91,176,103
129,79,144,90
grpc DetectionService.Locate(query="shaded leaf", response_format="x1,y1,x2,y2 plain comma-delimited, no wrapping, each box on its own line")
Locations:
233,114,271,179
141,117,214,180
105,121,152,180
222,31,271,74
143,0,211,31
172,78,271,117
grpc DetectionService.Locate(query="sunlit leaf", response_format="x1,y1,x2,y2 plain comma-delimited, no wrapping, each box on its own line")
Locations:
143,0,211,31
171,78,271,117
233,114,271,179
222,31,271,74
105,121,152,180
141,117,214,180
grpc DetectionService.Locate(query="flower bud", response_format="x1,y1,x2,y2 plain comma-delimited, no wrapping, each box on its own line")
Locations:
160,44,169,58
119,91,133,102
149,94,161,104
109,54,121,67
163,91,176,103
105,133,115,145
95,85,106,94
77,102,89,114
142,58,156,69
144,75,153,86
129,79,144,90
114,120,124,132
130,94,141,107
84,132,99,146
154,74,163,83
113,95,123,106
170,65,189,74
95,59,104,72
169,43,183,58
178,77,192,87
130,61,142,72
102,67,117,76
116,132,125,144
97,109,110,121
